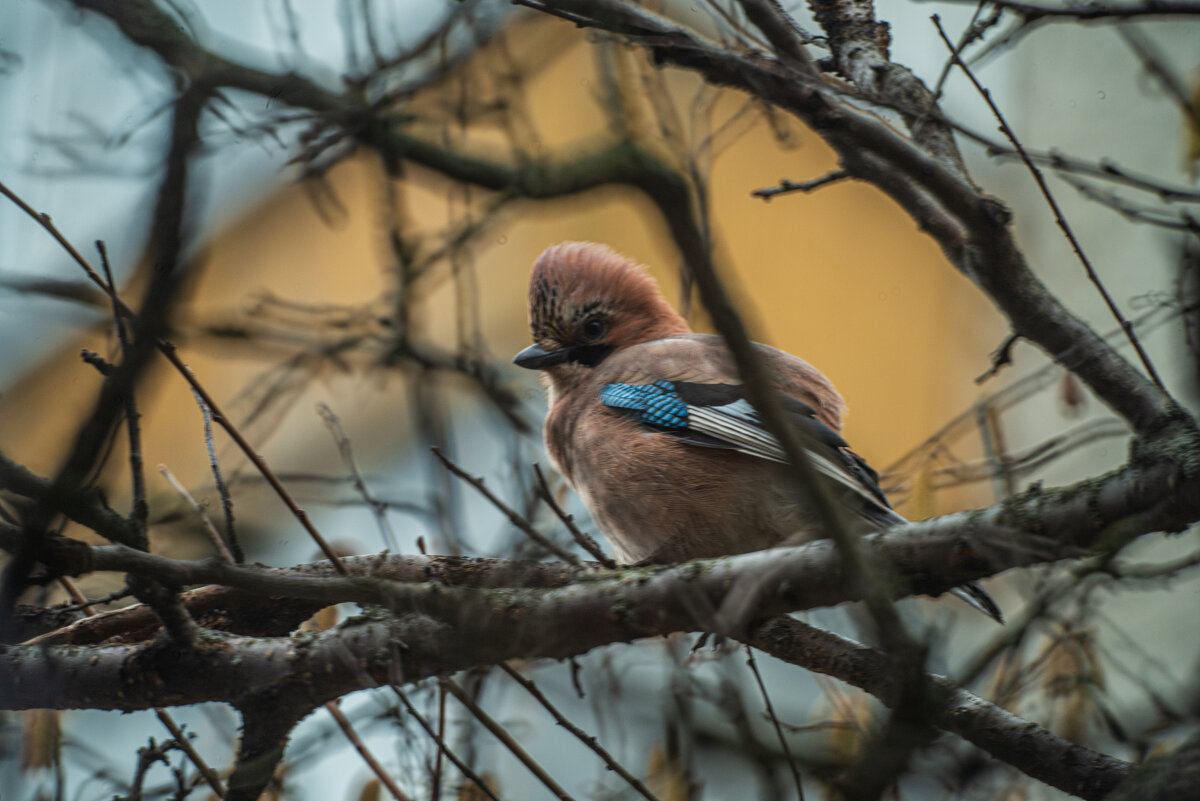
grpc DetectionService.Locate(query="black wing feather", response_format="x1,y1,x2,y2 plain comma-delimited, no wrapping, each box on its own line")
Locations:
669,381,896,516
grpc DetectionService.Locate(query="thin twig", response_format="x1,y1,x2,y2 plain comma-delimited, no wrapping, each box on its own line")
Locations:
931,4,1000,102
752,169,849,199
976,403,1016,500
432,449,579,564
97,241,148,546
933,15,1169,394
162,342,348,572
745,646,805,800
391,687,500,801
56,576,228,797
498,663,662,801
56,586,132,614
157,464,236,564
318,403,398,551
1060,174,1200,234
76,311,198,645
56,576,97,617
512,0,615,28
325,700,414,801
441,677,577,801
152,711,228,799
532,464,614,568
432,686,446,801
974,332,1021,384
191,388,242,563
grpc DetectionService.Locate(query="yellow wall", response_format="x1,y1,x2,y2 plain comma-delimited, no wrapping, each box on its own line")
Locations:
0,18,1004,556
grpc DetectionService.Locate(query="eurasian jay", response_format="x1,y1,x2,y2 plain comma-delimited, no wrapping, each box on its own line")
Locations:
514,241,1002,622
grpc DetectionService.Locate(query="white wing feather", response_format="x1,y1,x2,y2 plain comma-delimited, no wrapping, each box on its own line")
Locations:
686,405,886,508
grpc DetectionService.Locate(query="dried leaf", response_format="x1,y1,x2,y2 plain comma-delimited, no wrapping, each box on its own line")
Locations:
645,743,690,801
20,709,61,771
357,777,381,801
456,773,500,801
1058,372,1087,418
1043,629,1104,743
299,605,340,632
826,692,872,760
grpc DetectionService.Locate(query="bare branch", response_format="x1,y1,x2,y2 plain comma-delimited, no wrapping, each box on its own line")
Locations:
942,0,1200,20
933,15,1169,395
751,169,850,199
0,585,1135,800
744,646,806,799
532,464,615,568
325,701,414,801
433,448,580,563
498,662,663,801
745,617,1132,801
441,677,578,801
392,687,500,801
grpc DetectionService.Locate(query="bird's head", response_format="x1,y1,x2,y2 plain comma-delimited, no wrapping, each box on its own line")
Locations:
514,242,689,389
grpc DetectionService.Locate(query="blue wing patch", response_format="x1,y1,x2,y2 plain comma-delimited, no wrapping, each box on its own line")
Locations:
600,379,902,527
599,380,689,429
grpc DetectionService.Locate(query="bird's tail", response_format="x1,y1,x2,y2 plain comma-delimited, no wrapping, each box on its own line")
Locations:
950,582,1004,624
875,512,1003,623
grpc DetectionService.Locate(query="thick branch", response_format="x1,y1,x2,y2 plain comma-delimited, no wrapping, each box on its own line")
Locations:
20,553,593,645
0,451,138,548
1,605,1132,799
6,442,1189,796
948,0,1200,20
808,0,971,180
1105,729,1200,801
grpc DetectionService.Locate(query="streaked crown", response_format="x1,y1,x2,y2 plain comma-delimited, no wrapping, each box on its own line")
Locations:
528,242,690,354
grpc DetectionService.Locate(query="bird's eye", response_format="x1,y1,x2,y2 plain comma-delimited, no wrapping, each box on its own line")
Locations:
581,318,606,341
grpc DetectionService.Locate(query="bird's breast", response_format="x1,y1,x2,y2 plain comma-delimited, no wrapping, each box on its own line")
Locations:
545,396,811,564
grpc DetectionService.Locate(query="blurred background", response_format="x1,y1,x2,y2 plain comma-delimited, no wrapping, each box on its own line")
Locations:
1,0,1199,798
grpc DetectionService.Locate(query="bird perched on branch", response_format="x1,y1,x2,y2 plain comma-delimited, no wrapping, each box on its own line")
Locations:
514,241,1002,623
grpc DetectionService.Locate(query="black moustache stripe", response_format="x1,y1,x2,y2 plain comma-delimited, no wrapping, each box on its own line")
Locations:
569,343,614,367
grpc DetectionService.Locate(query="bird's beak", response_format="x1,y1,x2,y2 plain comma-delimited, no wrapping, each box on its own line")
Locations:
513,343,572,370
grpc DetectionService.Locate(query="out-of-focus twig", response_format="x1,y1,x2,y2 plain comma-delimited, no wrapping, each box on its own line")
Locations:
441,676,577,801
744,646,805,800
157,464,236,564
498,662,662,801
391,687,499,801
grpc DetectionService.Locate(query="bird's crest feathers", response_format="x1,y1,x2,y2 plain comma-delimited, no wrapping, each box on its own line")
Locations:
529,242,689,351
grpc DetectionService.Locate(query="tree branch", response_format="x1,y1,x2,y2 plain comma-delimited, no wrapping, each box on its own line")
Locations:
1,595,1133,800
744,617,1131,800
940,0,1200,21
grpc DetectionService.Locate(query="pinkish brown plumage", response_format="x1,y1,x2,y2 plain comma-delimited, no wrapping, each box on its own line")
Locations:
514,242,1002,621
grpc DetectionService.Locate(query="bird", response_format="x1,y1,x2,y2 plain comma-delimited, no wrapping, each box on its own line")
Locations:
513,241,1002,623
